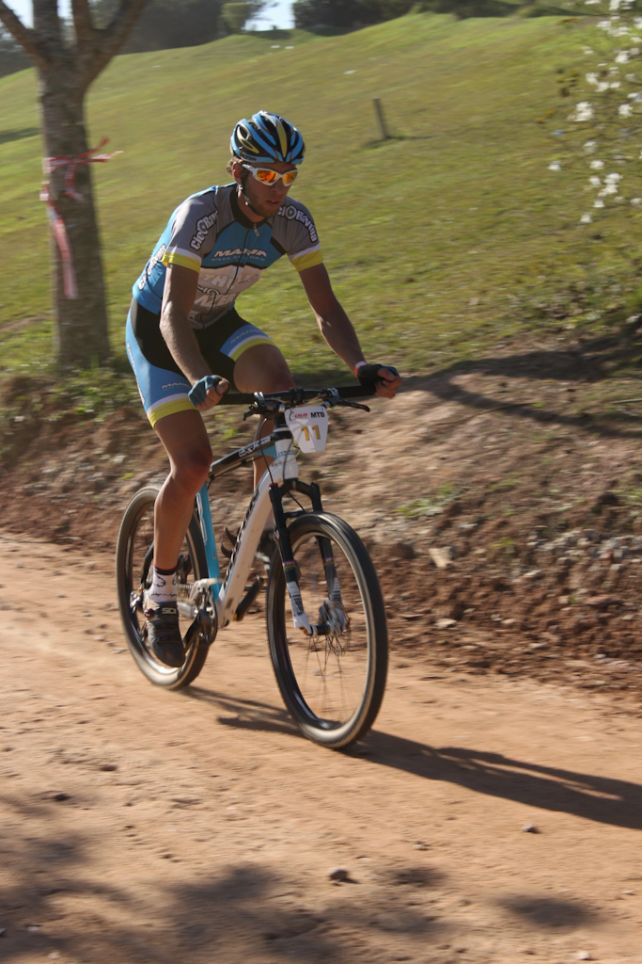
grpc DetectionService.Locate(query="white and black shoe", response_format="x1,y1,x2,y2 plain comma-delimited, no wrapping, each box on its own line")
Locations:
143,595,184,668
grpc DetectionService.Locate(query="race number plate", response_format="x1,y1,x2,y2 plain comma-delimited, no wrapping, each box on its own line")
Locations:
285,405,329,453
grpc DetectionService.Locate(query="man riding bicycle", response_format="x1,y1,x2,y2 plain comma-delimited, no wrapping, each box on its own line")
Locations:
126,110,401,668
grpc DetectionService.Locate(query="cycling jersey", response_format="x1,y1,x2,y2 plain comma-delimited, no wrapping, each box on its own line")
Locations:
133,183,323,328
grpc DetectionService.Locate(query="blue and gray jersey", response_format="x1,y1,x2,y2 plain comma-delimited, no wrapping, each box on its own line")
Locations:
133,183,323,327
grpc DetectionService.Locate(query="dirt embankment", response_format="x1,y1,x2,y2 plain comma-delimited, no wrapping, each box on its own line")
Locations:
2,331,642,704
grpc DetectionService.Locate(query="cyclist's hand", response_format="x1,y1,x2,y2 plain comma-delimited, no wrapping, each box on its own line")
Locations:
356,363,401,399
188,374,229,410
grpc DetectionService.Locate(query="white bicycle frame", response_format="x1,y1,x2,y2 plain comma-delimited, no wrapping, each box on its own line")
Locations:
188,434,302,630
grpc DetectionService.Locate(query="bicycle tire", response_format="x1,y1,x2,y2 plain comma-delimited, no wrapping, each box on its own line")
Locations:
266,511,388,749
115,485,210,689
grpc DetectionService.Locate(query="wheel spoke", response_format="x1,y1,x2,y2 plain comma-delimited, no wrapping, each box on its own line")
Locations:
267,513,387,748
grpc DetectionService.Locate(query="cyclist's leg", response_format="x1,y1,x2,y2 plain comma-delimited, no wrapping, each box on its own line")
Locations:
233,342,295,486
233,341,294,393
153,410,212,570
126,304,212,571
203,310,295,486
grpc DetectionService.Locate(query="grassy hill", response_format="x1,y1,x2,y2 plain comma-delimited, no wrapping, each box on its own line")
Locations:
0,11,639,393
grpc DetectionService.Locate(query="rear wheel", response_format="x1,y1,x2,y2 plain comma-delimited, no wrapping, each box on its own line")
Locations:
115,485,211,689
266,512,388,749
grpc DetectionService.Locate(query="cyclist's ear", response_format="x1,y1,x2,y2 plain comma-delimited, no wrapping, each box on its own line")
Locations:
230,158,244,184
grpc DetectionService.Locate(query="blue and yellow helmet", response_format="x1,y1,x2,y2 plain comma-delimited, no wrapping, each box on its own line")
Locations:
230,111,305,165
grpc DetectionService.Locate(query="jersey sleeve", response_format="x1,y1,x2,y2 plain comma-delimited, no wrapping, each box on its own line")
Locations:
161,192,218,274
275,201,324,273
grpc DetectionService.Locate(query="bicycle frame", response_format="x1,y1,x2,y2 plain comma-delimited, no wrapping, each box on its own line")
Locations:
189,426,301,629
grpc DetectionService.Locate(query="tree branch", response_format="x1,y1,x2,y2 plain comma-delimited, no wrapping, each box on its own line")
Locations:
82,0,148,87
0,0,50,71
71,0,96,49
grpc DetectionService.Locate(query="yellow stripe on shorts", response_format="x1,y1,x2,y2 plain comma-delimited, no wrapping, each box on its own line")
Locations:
148,396,193,427
228,333,274,361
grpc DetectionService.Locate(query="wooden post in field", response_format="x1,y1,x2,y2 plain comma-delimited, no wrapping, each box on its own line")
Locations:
373,97,390,141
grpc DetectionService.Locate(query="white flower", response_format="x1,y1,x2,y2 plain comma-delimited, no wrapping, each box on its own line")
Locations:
610,0,621,9
594,198,606,208
548,161,562,172
580,213,593,224
631,197,642,206
605,172,622,182
619,102,633,116
583,139,598,153
586,72,599,85
590,159,605,170
573,102,594,122
590,176,602,187
615,51,629,64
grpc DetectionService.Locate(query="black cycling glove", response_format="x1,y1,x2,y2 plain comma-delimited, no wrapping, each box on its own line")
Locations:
188,374,225,406
355,363,399,390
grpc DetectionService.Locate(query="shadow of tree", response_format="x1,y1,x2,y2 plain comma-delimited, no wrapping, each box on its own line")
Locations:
0,127,39,145
0,792,448,962
498,894,598,930
0,792,132,961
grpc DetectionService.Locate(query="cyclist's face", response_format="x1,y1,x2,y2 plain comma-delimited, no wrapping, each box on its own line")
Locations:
235,160,296,218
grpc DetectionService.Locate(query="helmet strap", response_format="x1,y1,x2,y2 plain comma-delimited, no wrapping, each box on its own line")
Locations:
238,172,265,219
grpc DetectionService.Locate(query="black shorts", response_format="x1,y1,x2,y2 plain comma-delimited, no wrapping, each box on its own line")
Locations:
125,299,275,425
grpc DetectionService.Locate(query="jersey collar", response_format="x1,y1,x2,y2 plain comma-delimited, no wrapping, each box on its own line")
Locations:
230,184,269,229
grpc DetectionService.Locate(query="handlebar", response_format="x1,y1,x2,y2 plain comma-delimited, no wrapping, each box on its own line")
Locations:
212,384,376,410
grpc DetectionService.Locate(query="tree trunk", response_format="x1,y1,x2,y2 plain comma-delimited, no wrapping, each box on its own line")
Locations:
39,66,111,369
0,0,150,371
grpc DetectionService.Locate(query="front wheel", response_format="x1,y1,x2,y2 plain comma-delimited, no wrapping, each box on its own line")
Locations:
266,512,388,749
115,485,211,690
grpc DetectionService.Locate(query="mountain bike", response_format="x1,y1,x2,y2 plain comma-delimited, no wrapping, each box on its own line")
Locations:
115,385,388,749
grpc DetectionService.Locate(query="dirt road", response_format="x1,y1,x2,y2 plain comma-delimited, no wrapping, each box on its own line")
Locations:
1,530,641,963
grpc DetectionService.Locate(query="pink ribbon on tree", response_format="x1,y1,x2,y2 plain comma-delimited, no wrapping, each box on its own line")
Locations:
40,137,118,299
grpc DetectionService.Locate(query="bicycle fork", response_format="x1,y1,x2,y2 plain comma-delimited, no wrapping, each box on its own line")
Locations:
269,484,347,638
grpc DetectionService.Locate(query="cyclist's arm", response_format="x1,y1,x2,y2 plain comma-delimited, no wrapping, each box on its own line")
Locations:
299,263,366,371
159,264,228,408
299,263,400,398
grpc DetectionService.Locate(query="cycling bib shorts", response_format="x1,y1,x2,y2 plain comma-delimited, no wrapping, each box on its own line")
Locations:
126,300,274,427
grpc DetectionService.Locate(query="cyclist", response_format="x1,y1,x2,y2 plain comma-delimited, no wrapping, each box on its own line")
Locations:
126,109,401,667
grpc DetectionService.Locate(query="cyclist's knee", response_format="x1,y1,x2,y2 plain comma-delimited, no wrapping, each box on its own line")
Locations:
171,447,211,494
234,343,294,393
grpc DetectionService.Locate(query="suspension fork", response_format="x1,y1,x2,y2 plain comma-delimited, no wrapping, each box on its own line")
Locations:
291,480,344,612
269,481,344,635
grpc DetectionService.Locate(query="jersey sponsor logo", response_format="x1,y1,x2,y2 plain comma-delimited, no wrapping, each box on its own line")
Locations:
190,212,218,251
279,204,319,243
213,248,267,259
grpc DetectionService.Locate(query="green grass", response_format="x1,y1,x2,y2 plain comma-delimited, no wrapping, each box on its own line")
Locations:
1,11,639,399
